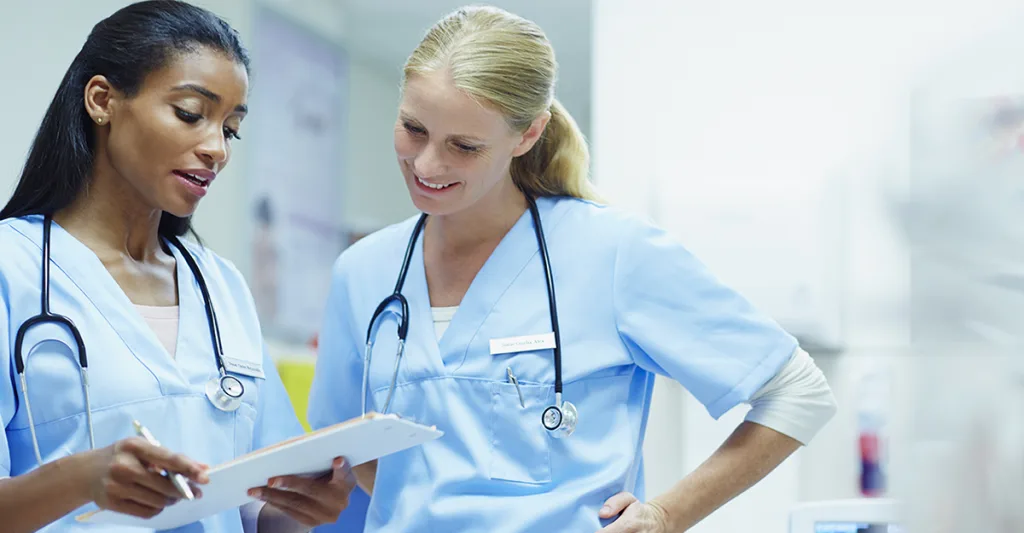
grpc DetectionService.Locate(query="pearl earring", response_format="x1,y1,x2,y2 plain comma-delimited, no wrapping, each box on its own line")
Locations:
96,117,103,124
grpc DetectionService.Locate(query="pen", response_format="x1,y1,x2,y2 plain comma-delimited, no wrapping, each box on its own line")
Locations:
132,420,196,501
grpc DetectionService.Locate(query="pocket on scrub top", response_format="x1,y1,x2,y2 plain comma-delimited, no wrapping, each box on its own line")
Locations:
233,402,258,457
488,380,552,485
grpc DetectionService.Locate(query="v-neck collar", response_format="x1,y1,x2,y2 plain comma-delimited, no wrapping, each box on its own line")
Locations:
10,215,204,395
404,197,570,372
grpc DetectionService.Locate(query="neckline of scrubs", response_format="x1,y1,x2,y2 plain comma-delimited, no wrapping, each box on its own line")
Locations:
404,197,571,375
12,216,214,396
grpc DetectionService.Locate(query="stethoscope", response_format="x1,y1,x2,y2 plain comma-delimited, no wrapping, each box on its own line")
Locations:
13,215,246,465
362,196,578,438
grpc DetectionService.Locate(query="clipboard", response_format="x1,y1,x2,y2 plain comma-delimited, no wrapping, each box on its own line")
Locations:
76,413,442,529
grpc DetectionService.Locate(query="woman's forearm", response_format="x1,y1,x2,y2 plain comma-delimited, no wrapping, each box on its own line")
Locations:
648,421,801,532
353,460,377,495
0,453,93,533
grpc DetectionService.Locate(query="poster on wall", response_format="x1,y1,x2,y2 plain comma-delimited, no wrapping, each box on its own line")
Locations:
247,6,348,344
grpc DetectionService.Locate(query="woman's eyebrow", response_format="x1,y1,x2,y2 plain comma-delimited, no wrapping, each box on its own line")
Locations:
172,83,247,113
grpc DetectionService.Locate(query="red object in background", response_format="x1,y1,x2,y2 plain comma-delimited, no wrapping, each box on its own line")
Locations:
856,369,888,498
860,432,880,462
859,432,885,497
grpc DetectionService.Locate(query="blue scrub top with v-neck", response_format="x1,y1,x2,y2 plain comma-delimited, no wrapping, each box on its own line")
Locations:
0,215,304,532
307,197,798,533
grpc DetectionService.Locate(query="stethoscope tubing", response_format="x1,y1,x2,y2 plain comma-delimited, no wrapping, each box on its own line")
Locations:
13,215,240,466
361,197,567,417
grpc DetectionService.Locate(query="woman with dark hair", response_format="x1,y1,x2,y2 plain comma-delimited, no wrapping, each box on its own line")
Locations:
0,2,353,531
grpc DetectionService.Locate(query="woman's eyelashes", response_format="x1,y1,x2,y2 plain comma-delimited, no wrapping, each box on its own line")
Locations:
175,107,202,124
174,107,241,140
403,122,480,154
403,121,426,135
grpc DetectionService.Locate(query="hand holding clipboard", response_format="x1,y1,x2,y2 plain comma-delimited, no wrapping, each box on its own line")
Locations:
78,413,442,529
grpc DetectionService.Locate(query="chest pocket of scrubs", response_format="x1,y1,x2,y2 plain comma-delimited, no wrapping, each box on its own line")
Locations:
231,367,265,458
233,401,258,457
221,345,265,458
488,380,553,484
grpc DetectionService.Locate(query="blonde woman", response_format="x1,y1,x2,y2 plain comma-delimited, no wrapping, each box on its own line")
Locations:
308,6,836,532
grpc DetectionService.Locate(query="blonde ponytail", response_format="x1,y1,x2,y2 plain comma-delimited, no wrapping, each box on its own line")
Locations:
403,6,598,202
511,99,597,200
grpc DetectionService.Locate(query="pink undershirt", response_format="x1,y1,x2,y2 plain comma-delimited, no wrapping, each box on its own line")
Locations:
134,305,179,358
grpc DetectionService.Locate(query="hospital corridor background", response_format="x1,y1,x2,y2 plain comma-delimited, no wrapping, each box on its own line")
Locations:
3,1,1024,531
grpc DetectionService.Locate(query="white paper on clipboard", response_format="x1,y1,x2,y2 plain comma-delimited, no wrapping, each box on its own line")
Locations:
76,413,442,529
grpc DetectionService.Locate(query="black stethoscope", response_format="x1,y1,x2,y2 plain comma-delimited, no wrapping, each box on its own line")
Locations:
13,215,246,465
362,196,578,438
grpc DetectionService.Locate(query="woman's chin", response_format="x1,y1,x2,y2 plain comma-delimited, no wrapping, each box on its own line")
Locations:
410,195,460,217
162,199,200,219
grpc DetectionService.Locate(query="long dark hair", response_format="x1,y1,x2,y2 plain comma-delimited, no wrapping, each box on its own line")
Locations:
0,0,249,237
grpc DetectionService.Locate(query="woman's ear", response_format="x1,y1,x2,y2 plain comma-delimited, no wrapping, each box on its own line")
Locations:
83,75,118,125
512,111,552,157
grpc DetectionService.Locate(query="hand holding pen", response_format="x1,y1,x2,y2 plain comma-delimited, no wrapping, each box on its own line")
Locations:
76,421,209,519
132,420,199,501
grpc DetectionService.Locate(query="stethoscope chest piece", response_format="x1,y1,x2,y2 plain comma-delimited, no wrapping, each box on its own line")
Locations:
206,374,244,412
542,398,578,438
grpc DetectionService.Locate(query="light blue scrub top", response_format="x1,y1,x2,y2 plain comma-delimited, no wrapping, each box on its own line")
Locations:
308,197,797,532
0,215,304,532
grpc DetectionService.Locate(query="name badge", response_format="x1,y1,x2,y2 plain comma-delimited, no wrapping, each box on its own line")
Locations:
221,356,265,379
489,332,557,355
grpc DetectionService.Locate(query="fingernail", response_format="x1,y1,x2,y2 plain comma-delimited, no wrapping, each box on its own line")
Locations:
248,489,259,498
271,479,283,488
601,505,611,515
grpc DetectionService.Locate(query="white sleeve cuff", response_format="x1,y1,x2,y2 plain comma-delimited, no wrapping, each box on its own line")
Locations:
745,347,838,445
247,502,313,533
241,501,266,533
